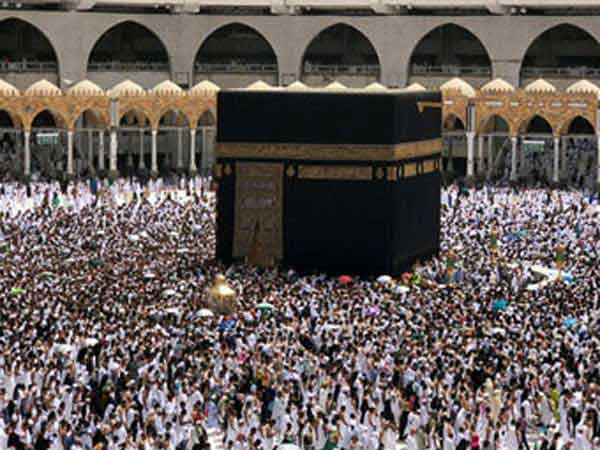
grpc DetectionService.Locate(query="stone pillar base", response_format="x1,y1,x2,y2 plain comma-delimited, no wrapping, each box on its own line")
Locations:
108,170,120,181
465,175,477,187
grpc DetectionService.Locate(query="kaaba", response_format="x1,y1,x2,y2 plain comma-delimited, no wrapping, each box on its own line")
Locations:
214,89,442,276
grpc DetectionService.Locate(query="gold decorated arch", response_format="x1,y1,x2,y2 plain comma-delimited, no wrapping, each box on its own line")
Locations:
472,90,597,138
0,83,596,140
0,91,216,132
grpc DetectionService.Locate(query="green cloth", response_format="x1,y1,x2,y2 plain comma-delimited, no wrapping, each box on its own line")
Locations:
324,440,337,450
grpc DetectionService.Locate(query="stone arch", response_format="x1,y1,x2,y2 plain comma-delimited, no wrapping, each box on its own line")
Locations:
519,114,554,135
71,108,109,130
520,24,600,82
561,115,596,136
197,110,216,127
478,114,511,135
87,21,171,72
0,109,23,129
194,23,278,87
409,23,492,82
0,18,60,83
190,107,217,129
157,109,190,128
443,114,465,132
30,109,66,129
119,109,150,127
301,23,381,86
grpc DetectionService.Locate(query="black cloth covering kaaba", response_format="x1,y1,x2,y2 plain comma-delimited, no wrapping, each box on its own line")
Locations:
215,89,442,276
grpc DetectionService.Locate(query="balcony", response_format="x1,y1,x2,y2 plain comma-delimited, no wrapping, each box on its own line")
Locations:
303,63,380,75
411,64,491,76
0,61,58,73
88,61,170,72
195,63,277,73
521,66,600,78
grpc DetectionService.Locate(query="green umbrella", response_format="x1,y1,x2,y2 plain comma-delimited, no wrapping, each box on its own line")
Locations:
89,258,104,268
257,302,275,310
10,287,24,295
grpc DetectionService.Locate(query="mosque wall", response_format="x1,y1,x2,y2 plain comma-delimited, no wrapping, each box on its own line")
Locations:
87,72,172,90
2,11,600,89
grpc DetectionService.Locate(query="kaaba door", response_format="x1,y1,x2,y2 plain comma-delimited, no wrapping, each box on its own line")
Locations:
233,162,284,265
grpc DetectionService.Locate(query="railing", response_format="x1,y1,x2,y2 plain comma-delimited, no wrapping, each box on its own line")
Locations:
411,65,491,76
0,61,58,73
88,61,170,72
195,63,277,73
521,66,600,78
303,64,379,75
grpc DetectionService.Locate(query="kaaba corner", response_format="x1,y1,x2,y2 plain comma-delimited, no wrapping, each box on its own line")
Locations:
214,88,442,276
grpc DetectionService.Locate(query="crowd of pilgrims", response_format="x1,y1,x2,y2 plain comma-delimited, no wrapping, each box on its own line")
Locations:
0,177,600,450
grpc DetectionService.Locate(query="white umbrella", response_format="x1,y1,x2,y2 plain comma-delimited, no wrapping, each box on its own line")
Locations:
129,235,140,242
162,289,177,297
277,445,301,450
394,285,410,294
83,338,98,347
197,308,214,318
164,307,181,316
377,275,392,284
490,327,506,336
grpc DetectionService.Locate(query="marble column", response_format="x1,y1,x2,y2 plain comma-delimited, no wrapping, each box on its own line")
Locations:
561,136,568,180
553,136,560,184
466,131,475,178
67,130,74,176
478,134,485,176
177,128,183,169
510,136,518,182
151,129,158,174
189,128,197,172
87,129,94,170
98,131,105,171
487,135,494,178
109,130,118,172
596,134,600,186
447,137,454,173
138,129,145,170
24,130,30,176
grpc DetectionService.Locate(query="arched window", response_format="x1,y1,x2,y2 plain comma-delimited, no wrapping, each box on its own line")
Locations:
0,19,58,83
194,23,278,87
522,116,553,135
88,22,170,72
409,24,491,81
301,24,380,86
443,115,465,133
567,116,595,135
521,24,600,81
481,115,510,135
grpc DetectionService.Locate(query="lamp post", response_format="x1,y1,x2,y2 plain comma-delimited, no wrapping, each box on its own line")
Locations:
108,95,119,180
490,226,498,261
446,249,457,284
555,243,566,282
208,274,237,315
